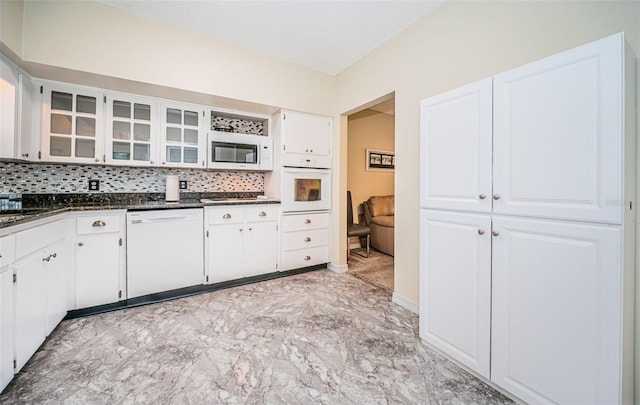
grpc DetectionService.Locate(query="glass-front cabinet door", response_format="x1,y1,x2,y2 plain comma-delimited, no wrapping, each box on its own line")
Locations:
41,83,104,163
105,93,157,166
160,102,206,168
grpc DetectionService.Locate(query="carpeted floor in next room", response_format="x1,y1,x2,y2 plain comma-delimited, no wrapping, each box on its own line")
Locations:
347,249,394,293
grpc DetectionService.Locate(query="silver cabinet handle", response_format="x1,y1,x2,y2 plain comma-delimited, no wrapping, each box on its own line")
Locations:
78,242,84,247
43,256,50,262
477,229,485,235
493,194,501,200
305,219,311,224
92,220,106,227
305,237,311,242
479,194,486,200
223,213,232,219
492,231,500,237
259,211,267,217
51,253,57,258
304,255,311,261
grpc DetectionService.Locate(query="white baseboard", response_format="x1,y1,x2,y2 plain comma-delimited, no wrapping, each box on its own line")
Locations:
392,293,419,314
327,262,348,274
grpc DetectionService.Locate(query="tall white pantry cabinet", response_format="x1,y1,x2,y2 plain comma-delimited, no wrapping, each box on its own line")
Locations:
419,32,636,404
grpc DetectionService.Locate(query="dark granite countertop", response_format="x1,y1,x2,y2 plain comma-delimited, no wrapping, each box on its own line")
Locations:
0,192,280,229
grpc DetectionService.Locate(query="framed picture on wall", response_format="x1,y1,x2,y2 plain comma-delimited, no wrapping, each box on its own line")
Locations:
366,149,395,172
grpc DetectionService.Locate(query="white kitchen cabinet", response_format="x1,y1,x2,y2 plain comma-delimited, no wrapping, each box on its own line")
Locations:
419,32,635,405
419,78,492,213
74,211,125,309
274,110,331,168
0,57,19,159
493,35,625,224
0,234,16,393
205,205,278,283
13,219,67,372
160,102,207,168
105,93,158,166
419,210,491,378
280,211,329,271
0,58,34,161
39,82,105,164
0,269,13,393
491,216,623,404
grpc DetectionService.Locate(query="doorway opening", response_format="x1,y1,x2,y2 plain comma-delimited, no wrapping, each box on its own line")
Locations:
345,94,395,293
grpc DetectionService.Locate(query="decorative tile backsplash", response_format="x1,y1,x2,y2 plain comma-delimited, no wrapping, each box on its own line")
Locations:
210,115,265,135
0,162,264,194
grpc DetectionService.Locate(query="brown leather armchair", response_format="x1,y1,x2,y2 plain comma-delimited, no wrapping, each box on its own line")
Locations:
363,195,394,256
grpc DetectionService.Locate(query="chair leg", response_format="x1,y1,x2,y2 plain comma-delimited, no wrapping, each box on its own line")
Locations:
352,235,370,259
366,234,370,258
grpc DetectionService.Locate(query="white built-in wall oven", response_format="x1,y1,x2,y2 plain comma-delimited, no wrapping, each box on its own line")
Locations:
281,167,331,212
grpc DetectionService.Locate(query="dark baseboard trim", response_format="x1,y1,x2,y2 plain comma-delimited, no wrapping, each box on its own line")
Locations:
64,264,326,320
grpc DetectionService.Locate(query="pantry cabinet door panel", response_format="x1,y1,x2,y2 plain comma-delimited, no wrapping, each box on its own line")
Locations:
491,216,621,404
419,209,491,378
493,34,623,224
420,78,492,213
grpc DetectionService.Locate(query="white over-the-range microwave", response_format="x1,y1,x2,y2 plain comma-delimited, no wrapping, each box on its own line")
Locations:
207,131,273,171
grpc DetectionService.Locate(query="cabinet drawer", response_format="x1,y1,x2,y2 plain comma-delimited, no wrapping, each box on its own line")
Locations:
206,206,245,225
0,234,16,268
245,205,279,222
281,246,329,271
282,228,328,250
282,212,329,231
15,219,66,259
77,214,122,235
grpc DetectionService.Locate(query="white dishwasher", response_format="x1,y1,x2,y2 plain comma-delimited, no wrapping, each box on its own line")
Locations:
126,208,204,299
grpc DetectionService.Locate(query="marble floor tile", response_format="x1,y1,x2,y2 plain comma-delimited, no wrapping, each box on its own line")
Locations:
0,270,512,404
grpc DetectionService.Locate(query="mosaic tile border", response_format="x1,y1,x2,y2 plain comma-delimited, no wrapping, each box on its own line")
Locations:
0,162,264,194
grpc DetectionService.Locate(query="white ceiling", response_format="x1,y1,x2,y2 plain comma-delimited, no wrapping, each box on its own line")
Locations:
97,0,441,75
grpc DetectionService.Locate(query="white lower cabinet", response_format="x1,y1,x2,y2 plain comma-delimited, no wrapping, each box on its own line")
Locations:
205,205,278,283
419,211,629,403
0,268,14,393
419,210,491,378
491,216,624,404
280,211,329,271
74,211,125,309
12,219,67,372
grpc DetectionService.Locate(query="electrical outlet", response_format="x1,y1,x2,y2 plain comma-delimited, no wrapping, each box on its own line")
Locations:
179,180,188,190
88,179,100,191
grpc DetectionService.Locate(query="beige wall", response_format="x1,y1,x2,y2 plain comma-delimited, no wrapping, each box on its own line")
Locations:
336,0,640,308
10,0,336,116
0,0,23,56
347,109,395,222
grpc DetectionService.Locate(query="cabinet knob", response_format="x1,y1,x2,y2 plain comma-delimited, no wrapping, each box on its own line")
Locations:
259,211,267,217
477,229,485,235
21,153,29,158
305,237,311,242
310,149,313,153
239,228,243,232
162,161,166,165
493,194,501,200
150,160,155,164
78,242,84,247
479,194,486,200
492,231,500,237
305,219,311,224
94,158,99,162
51,253,57,258
223,213,232,219
304,255,311,261
43,255,51,262
92,220,106,227
248,228,252,231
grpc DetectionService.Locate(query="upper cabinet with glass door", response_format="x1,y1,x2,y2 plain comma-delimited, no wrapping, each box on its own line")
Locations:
105,93,157,166
40,83,104,164
160,102,206,168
